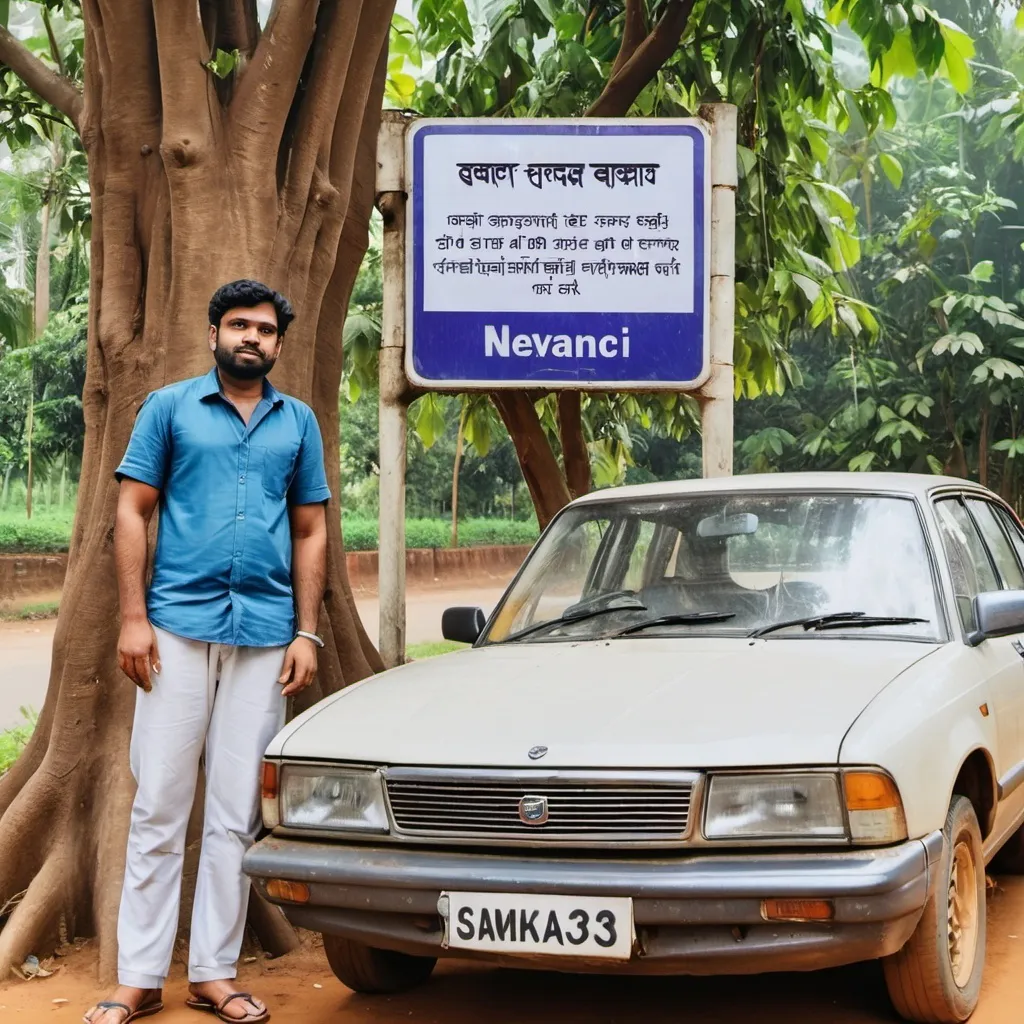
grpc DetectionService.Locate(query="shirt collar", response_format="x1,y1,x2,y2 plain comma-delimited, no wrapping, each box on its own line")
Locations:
198,366,284,407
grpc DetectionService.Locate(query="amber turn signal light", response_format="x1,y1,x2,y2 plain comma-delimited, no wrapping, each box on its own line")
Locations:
843,770,907,844
261,761,278,801
761,899,834,923
260,761,280,830
266,879,310,904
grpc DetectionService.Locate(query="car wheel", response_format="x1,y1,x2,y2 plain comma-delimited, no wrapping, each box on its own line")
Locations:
322,934,437,994
882,796,986,1023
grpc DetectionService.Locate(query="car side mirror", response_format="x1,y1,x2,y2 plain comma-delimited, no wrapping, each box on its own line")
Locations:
969,590,1024,646
442,606,487,645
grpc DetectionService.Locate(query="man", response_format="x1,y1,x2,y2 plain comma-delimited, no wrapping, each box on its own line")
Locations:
85,280,330,1024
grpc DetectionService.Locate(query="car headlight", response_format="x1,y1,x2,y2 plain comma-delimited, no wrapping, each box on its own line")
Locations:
704,773,846,840
279,765,389,833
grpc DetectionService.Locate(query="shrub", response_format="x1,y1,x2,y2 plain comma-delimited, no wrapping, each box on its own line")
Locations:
0,707,37,777
0,508,538,555
341,515,538,551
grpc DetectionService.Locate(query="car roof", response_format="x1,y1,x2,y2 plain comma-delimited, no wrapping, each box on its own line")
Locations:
569,471,995,507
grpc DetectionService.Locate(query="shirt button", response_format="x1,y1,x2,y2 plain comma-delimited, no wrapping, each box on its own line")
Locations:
237,512,245,519
239,475,245,482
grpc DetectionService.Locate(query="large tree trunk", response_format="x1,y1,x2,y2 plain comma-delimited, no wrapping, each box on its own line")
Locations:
0,0,394,982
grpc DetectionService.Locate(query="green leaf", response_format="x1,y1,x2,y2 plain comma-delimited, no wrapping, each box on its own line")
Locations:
1016,7,1024,31
411,394,448,449
879,152,903,188
204,48,239,79
968,260,994,282
792,273,822,304
938,20,974,94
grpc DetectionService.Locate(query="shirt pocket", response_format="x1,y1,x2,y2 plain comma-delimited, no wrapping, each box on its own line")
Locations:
258,443,300,502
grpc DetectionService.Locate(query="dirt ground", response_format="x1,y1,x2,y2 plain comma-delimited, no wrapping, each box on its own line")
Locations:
5,571,1024,1021
2,874,1024,1022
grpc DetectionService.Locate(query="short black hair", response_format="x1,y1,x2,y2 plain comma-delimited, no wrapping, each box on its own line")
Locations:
209,279,295,336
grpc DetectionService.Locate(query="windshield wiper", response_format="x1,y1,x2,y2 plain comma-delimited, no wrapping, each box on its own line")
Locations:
609,612,736,638
501,595,647,643
750,611,929,639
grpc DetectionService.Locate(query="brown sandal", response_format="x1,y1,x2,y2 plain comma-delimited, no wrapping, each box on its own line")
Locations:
83,994,164,1023
185,992,270,1023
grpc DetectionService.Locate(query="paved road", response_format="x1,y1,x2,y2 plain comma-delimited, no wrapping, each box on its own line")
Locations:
0,585,509,731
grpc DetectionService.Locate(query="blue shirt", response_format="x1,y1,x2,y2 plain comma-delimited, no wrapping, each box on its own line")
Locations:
115,367,331,647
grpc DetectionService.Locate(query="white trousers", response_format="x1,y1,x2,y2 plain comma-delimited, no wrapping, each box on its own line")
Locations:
117,626,287,988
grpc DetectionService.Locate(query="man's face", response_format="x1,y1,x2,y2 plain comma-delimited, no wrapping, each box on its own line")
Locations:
208,301,282,381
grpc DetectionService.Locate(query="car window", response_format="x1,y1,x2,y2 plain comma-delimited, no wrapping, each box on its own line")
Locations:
992,505,1024,579
966,499,1024,589
934,499,999,631
483,493,942,643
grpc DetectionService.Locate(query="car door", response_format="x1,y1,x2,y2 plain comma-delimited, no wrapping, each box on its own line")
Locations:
966,499,1024,818
934,496,1024,840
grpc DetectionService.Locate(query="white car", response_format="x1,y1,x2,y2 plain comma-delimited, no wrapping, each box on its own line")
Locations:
245,473,1024,1023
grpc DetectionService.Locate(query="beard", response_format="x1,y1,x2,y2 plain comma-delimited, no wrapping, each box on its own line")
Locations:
213,337,277,381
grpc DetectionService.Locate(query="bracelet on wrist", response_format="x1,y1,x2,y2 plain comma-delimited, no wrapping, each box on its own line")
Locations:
295,630,324,649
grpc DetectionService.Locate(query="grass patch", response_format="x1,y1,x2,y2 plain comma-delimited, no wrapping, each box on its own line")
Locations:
406,640,468,659
0,600,60,622
0,707,37,777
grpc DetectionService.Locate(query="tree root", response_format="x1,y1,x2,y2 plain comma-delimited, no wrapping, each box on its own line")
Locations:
0,848,69,975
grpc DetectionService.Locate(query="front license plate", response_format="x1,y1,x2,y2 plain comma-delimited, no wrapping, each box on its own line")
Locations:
442,891,634,960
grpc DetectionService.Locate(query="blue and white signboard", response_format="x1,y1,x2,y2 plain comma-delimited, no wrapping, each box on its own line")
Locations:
406,118,710,391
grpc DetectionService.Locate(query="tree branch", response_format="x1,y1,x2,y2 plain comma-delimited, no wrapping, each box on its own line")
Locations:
611,0,648,78
586,0,696,117
276,1,392,240
557,392,592,499
152,0,217,149
230,0,319,149
0,26,82,130
492,393,572,529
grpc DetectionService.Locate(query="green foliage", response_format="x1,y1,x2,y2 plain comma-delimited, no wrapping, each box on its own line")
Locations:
0,707,37,777
0,508,72,551
729,4,1024,493
0,294,87,491
342,515,538,551
204,48,241,79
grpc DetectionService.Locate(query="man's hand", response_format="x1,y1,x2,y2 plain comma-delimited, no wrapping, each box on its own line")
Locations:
118,617,161,692
278,636,318,696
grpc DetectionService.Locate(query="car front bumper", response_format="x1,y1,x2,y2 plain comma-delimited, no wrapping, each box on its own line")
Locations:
244,831,944,975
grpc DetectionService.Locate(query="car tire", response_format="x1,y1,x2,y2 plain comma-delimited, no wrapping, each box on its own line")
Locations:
322,934,437,995
882,796,986,1023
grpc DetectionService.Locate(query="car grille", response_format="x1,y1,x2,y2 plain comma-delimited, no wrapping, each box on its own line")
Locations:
384,769,698,844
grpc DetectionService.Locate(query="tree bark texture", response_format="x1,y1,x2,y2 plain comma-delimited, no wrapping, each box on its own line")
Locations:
0,0,395,981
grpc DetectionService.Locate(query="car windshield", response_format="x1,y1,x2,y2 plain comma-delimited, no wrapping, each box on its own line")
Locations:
481,492,944,644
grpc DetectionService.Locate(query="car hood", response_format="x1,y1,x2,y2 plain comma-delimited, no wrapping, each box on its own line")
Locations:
273,637,939,768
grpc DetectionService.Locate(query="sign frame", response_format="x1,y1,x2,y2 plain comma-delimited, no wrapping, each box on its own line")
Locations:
404,117,712,393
